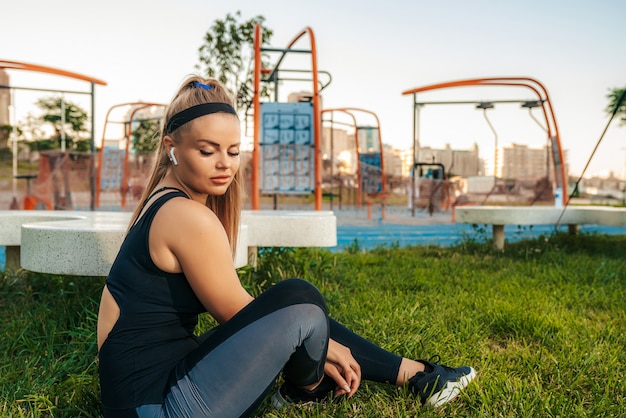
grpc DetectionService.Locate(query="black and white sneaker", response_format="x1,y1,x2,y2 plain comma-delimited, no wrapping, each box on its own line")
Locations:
408,359,476,407
271,375,336,410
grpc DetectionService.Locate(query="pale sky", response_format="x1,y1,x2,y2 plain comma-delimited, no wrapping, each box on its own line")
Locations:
2,0,625,178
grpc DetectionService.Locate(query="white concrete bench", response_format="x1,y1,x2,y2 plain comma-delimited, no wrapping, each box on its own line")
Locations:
454,205,626,250
0,209,336,276
241,210,337,267
0,211,84,272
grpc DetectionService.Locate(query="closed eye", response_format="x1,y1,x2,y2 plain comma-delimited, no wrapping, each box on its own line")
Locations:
200,150,239,156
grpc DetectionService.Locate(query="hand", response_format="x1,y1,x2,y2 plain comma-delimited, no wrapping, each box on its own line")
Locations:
323,338,361,397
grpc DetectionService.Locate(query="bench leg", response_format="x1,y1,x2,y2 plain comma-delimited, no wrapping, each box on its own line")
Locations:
568,224,579,235
247,246,258,270
492,225,505,250
4,246,21,271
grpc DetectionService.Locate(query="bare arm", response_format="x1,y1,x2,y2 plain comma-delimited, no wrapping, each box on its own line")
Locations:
151,198,253,323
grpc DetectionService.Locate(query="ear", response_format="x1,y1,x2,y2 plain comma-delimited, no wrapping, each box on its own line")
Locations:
163,135,174,151
163,135,176,155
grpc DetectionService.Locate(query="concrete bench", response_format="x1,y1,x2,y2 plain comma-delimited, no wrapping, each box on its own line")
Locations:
0,211,83,271
454,205,626,250
241,210,337,267
0,209,336,276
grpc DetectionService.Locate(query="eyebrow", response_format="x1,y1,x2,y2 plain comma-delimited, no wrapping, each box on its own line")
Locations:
197,139,241,148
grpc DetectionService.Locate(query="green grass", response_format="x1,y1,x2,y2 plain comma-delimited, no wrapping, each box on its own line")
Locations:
1,232,625,417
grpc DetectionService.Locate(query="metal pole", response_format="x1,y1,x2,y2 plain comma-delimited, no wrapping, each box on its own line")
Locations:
330,114,334,210
481,107,498,180
90,82,96,210
61,97,66,152
411,94,421,216
11,90,17,198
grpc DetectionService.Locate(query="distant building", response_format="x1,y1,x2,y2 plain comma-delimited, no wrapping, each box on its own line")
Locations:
416,143,481,178
382,144,403,177
580,172,624,198
321,126,357,176
397,148,414,177
501,143,550,181
501,143,569,182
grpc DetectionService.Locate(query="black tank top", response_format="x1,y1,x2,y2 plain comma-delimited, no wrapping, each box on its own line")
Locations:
99,189,207,412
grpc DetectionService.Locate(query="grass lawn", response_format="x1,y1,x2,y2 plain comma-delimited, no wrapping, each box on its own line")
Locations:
1,232,625,417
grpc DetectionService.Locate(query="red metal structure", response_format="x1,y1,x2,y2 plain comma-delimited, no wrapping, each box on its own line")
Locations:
0,59,106,209
252,25,326,210
321,108,387,209
402,77,568,203
96,102,166,209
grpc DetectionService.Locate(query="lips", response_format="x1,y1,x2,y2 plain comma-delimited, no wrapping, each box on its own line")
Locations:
211,176,231,185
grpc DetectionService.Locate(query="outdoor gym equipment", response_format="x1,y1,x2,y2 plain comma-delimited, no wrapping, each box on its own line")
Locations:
13,173,51,210
252,25,331,210
521,99,555,203
96,102,166,209
321,108,387,217
0,59,106,210
412,162,448,216
402,77,568,214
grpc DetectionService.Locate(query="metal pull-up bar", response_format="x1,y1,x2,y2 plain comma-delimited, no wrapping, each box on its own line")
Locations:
402,77,568,203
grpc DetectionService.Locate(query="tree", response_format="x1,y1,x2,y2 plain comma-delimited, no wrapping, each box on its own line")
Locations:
132,119,160,154
197,11,274,113
35,96,91,151
606,87,626,125
0,124,19,159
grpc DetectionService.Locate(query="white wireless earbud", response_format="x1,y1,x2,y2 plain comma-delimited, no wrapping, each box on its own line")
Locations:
169,148,178,166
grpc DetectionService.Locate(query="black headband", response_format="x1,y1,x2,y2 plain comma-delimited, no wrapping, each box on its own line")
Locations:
165,102,238,134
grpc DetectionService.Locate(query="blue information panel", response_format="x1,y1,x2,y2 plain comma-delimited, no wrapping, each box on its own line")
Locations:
260,102,314,193
359,152,383,195
100,147,125,191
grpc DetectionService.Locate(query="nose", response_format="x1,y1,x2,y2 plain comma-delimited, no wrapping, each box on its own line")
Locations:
216,151,231,168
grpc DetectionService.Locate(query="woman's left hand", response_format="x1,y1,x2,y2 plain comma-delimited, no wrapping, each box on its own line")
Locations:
323,338,361,397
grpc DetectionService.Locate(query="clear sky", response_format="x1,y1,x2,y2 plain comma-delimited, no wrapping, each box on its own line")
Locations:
2,0,625,178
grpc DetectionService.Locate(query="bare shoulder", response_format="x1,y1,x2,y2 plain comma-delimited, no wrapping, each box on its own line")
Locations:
156,196,222,232
148,196,229,273
152,196,228,246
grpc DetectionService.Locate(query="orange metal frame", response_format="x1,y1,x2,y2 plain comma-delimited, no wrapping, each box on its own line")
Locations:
1,59,106,152
0,60,107,85
253,25,322,210
321,108,387,208
402,77,568,202
96,102,165,208
1,59,107,209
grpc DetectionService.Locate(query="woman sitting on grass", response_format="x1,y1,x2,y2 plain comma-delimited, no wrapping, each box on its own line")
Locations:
96,75,476,417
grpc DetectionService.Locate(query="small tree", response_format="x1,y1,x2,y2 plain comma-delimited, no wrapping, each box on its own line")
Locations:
197,11,274,114
19,113,51,154
132,119,161,154
35,96,91,151
0,124,11,147
606,87,626,125
0,124,19,159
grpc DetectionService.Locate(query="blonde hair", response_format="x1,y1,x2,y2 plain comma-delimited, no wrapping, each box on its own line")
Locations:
129,75,243,256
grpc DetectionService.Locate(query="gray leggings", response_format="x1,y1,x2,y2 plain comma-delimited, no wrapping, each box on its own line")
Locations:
136,278,329,418
133,278,403,418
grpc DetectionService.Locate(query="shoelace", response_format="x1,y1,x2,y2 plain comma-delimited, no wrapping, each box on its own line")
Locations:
426,355,460,373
